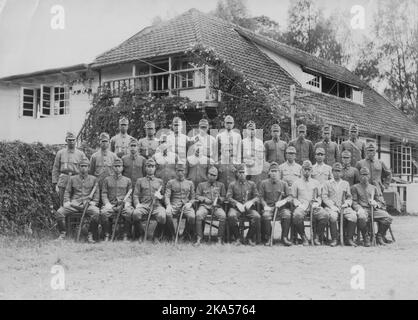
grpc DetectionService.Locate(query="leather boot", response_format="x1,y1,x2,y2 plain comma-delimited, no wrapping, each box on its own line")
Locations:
362,230,371,247
281,219,292,246
164,216,176,241
87,232,96,244
329,221,338,247
381,223,392,244
255,219,262,244
262,219,271,244
376,223,387,246
218,220,226,244
345,221,357,247
57,219,66,233
152,223,163,243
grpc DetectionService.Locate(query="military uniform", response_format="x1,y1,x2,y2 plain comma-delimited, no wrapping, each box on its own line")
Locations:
314,125,339,166
138,121,159,159
351,167,393,246
291,161,329,245
52,132,86,205
122,139,146,187
154,145,178,185
186,151,214,188
110,118,133,158
311,163,333,185
191,119,218,162
226,167,261,245
133,159,166,241
55,158,100,241
195,168,227,242
90,133,118,187
264,140,287,165
340,123,366,167
164,164,196,240
288,124,314,165
258,162,292,245
242,121,265,186
167,117,189,163
278,147,302,187
100,163,134,240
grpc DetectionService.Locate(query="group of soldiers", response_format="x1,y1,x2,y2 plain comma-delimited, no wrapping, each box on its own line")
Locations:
52,115,394,247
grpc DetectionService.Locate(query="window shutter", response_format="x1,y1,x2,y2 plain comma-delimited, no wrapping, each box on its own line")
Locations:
20,87,35,118
40,85,52,116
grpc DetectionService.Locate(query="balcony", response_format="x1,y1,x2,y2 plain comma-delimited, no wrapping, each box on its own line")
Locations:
97,65,219,103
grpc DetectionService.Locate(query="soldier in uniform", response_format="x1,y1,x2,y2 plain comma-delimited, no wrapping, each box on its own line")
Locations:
264,124,287,165
122,138,146,187
279,146,302,187
242,121,265,187
195,166,227,245
291,160,329,246
138,121,159,159
355,143,392,193
52,131,86,206
100,158,134,241
341,150,360,186
288,124,314,165
258,162,293,246
154,135,178,186
351,167,393,246
192,118,217,163
311,147,333,185
226,165,261,246
133,159,165,243
167,117,189,163
164,163,196,241
322,162,357,246
110,117,133,158
187,142,214,188
216,115,242,189
340,123,366,167
55,157,100,242
314,124,339,166
90,132,118,188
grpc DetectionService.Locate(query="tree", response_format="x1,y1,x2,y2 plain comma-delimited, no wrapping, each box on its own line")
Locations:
213,0,255,29
283,0,343,64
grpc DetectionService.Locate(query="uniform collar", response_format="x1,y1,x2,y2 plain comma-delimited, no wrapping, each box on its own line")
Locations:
147,175,154,180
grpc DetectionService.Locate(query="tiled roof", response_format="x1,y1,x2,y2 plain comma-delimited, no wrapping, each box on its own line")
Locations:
92,8,418,144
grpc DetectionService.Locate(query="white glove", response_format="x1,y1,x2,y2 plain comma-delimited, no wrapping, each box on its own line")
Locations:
370,200,378,208
104,202,113,210
55,184,59,194
293,199,302,207
89,201,97,207
244,200,254,211
312,202,320,209
275,199,287,208
264,205,273,212
154,191,163,200
358,207,366,215
184,202,192,209
63,201,71,208
236,203,245,213
341,201,349,208
166,205,173,215
330,205,339,212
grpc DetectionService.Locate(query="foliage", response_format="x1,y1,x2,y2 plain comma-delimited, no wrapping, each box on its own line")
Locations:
0,141,60,235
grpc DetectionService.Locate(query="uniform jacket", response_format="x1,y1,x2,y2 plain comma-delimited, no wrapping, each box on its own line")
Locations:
216,129,242,165
259,178,290,207
122,153,146,186
138,137,159,159
242,137,264,176
264,139,287,165
63,174,99,204
341,164,360,186
355,158,392,191
314,140,339,166
291,177,321,207
110,133,133,158
288,137,314,164
226,179,259,206
196,181,226,209
101,174,132,206
165,178,195,207
133,175,164,207
279,161,302,187
311,163,333,185
52,148,86,187
322,179,352,208
340,139,366,167
89,149,118,183
351,183,385,211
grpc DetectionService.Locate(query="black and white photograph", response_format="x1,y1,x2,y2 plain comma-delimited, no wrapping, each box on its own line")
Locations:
0,0,418,302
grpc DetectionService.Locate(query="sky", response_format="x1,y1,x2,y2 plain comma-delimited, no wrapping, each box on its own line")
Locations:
0,0,378,78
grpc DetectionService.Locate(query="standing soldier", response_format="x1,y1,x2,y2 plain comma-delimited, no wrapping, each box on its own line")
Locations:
264,124,287,165
291,160,329,246
154,135,178,186
187,142,214,189
242,121,265,186
167,117,189,163
132,159,165,243
90,132,118,187
110,117,133,158
340,123,366,167
138,121,159,159
279,146,302,187
314,124,339,166
258,162,293,246
288,124,314,165
192,118,217,163
226,165,261,246
100,158,134,241
351,167,393,246
195,166,227,245
55,157,100,242
322,162,357,246
164,163,196,241
52,131,86,206
122,138,146,187
355,143,392,193
216,115,242,189
341,150,360,186
311,147,333,185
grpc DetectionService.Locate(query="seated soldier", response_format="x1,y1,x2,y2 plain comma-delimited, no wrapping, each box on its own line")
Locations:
226,164,261,246
100,158,134,242
195,166,227,245
55,157,100,243
291,160,329,246
259,162,293,246
322,162,357,247
132,159,165,243
351,167,393,246
164,163,196,242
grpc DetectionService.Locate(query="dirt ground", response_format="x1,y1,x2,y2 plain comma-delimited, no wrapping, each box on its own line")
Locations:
1,215,418,300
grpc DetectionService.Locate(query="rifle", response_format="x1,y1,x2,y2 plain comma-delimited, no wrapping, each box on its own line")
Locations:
340,191,346,246
269,192,283,246
144,186,162,242
370,188,376,246
76,182,98,242
111,188,133,242
309,188,318,246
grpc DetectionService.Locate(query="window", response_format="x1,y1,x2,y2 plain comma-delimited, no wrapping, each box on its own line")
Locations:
20,85,69,118
392,145,412,175
302,71,321,92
